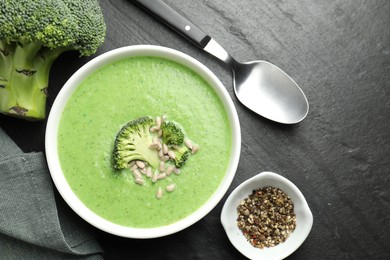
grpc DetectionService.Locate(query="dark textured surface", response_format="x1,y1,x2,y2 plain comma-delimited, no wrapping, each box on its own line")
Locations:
1,0,390,259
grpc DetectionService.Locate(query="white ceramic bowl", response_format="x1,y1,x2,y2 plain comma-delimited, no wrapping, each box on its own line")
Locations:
45,45,241,238
221,172,313,260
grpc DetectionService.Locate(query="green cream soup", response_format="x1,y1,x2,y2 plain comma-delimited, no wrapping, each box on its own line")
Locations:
58,56,232,228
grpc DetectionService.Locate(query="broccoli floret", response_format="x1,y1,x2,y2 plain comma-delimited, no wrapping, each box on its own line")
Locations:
0,0,106,120
113,115,198,174
173,146,190,168
112,116,160,170
160,120,185,146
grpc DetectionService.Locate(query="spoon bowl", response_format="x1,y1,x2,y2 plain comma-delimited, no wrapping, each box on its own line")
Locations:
232,60,308,124
204,38,309,124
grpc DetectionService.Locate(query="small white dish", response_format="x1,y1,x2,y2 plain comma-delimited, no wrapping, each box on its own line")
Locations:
221,171,313,260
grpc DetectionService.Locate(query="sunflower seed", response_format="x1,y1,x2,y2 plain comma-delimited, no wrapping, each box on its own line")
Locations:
131,164,138,171
158,149,164,157
156,187,163,199
184,139,193,149
152,170,158,183
135,178,145,185
159,161,165,172
191,144,199,154
168,150,176,159
157,173,167,180
166,183,176,192
161,114,167,122
149,143,160,150
163,144,168,154
146,167,152,177
161,155,170,161
173,167,181,175
136,160,145,169
166,165,174,176
156,116,161,127
150,126,159,132
132,169,142,179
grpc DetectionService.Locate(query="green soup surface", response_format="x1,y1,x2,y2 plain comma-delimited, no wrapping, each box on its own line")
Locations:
58,56,232,228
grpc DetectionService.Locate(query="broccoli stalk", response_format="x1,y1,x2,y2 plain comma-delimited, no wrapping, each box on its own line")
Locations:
0,0,106,120
0,41,65,118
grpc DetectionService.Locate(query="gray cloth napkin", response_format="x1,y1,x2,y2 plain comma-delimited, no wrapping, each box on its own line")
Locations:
0,127,103,259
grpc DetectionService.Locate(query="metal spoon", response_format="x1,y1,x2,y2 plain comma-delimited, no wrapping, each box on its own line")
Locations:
133,0,309,124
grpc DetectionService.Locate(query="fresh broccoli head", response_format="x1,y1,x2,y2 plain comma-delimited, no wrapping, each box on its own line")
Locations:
0,0,106,120
160,120,185,146
113,116,160,170
172,145,190,168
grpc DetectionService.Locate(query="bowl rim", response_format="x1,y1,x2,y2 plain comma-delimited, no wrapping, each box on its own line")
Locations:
45,45,241,238
220,171,313,260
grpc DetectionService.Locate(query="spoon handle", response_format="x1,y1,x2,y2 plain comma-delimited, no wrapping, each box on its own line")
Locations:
133,0,211,48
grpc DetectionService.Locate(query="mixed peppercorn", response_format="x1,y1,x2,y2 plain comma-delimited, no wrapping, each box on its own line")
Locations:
237,186,296,249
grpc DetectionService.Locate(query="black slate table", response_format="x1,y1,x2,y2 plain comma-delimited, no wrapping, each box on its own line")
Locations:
1,0,389,259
